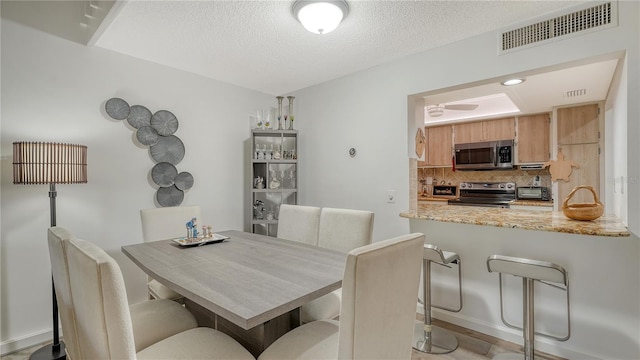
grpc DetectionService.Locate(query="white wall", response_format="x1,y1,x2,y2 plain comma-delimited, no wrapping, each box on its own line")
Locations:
0,19,273,352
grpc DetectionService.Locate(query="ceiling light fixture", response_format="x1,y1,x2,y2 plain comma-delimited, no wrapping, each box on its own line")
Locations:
292,0,349,35
501,78,525,86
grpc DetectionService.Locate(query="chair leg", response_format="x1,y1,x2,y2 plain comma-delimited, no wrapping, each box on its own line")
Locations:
523,278,535,360
493,278,537,360
413,258,458,354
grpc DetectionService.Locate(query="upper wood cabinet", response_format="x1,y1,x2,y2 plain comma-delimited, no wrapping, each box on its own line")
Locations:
453,117,515,143
557,104,599,144
517,113,550,164
453,121,483,143
483,118,516,141
418,125,452,167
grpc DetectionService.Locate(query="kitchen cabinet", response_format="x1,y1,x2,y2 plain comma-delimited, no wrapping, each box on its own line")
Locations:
517,113,550,164
453,117,515,143
483,117,516,141
251,129,298,236
422,125,453,167
557,104,599,144
556,103,601,204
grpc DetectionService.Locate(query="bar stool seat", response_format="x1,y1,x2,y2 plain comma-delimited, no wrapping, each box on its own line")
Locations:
413,244,462,354
487,255,570,360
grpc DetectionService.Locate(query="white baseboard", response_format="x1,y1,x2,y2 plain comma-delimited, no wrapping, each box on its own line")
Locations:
416,303,599,360
0,329,52,356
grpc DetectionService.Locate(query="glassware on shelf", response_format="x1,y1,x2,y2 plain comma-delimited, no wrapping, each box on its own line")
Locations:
288,170,296,189
265,145,272,160
264,109,271,129
287,96,295,130
269,170,281,189
276,96,284,130
255,112,263,129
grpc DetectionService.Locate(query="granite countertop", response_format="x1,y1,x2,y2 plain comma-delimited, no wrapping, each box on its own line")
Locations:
401,204,630,237
418,196,451,202
510,199,554,207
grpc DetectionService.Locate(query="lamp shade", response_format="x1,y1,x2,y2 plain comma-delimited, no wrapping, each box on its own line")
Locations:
293,0,348,34
13,142,87,185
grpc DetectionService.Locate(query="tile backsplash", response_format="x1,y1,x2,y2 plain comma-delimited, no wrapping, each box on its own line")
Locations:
417,167,551,196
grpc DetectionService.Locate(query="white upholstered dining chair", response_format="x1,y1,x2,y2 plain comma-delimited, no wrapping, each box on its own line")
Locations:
48,227,200,356
300,207,375,323
64,234,255,360
258,233,425,360
140,205,201,301
276,204,321,246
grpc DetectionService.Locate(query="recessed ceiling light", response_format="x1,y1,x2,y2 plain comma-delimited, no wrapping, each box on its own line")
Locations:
501,78,525,86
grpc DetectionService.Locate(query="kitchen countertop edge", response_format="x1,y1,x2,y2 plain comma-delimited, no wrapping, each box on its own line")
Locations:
401,205,630,237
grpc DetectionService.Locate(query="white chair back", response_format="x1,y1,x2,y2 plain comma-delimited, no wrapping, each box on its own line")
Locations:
66,237,137,359
338,233,425,359
140,206,201,242
276,204,321,246
48,227,80,360
318,208,374,253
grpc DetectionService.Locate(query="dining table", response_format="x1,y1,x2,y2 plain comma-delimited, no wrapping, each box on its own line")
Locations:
121,229,347,356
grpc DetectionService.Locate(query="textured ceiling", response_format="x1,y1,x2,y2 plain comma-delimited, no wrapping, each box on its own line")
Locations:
91,0,590,95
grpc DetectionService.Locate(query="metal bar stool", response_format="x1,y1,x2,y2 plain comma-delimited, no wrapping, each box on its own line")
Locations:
487,255,571,360
413,244,463,354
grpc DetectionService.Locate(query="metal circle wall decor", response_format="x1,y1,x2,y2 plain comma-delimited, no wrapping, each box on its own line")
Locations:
150,135,185,165
105,98,130,120
151,162,178,187
156,185,184,207
105,97,194,207
127,105,152,129
151,110,179,136
136,126,159,146
174,172,194,191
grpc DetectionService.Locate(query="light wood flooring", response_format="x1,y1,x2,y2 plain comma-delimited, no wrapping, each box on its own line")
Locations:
2,317,567,360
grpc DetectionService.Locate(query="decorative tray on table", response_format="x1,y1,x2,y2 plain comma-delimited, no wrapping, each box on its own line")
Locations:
172,234,230,247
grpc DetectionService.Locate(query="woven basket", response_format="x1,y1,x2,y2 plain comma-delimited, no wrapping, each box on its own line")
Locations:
562,185,604,221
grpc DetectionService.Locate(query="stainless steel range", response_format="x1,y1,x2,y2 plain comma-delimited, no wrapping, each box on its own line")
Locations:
447,182,516,208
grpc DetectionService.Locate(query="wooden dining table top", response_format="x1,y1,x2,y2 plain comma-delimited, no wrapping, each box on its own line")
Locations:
121,230,347,330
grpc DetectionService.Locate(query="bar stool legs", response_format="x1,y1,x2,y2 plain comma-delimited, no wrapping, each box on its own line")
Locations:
487,255,571,360
413,245,462,354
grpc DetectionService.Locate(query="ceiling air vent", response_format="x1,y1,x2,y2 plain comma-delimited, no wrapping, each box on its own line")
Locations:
499,1,617,54
565,88,587,98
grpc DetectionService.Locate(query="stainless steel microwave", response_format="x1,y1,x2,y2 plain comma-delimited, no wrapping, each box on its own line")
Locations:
454,140,514,170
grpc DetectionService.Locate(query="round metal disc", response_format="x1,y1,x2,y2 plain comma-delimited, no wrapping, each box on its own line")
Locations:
127,105,152,129
149,135,185,165
136,126,159,146
156,185,184,207
151,162,178,186
174,171,194,191
151,110,179,136
105,98,130,120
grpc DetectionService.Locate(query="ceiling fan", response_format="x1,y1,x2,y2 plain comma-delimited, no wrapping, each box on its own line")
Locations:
426,103,479,117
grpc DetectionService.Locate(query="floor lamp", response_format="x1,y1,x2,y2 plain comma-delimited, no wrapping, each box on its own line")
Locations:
13,142,88,360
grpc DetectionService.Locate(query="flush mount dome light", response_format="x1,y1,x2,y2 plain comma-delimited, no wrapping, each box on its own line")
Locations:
501,78,525,86
292,0,349,34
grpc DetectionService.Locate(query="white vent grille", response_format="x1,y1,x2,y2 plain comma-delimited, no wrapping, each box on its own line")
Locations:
499,2,617,54
565,89,587,98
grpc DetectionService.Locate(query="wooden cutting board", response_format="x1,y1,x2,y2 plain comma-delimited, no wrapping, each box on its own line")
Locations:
415,127,425,158
544,150,580,182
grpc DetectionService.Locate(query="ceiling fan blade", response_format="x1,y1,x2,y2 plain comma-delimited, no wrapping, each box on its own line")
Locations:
444,104,478,111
